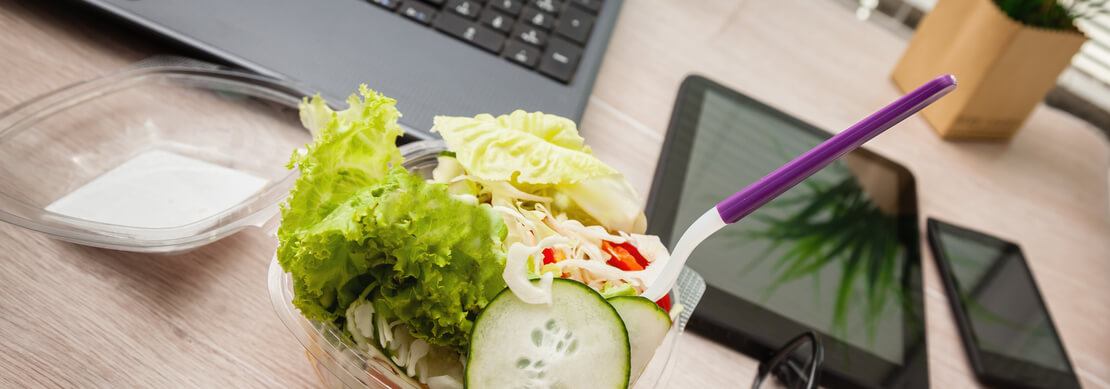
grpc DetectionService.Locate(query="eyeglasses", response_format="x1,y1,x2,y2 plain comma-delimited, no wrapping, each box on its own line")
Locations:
751,331,824,389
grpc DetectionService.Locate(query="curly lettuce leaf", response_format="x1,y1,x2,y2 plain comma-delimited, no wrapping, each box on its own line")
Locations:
279,85,404,239
289,168,506,349
432,110,646,233
277,87,506,350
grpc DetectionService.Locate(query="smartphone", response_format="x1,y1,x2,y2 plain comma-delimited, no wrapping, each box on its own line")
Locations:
926,219,1080,389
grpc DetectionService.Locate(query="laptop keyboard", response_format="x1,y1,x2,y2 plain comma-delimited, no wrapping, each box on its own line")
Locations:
369,0,602,84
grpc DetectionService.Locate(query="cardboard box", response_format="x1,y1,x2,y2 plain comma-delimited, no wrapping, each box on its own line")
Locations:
892,0,1086,140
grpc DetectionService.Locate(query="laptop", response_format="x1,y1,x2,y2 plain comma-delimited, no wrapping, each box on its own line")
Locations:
78,0,622,140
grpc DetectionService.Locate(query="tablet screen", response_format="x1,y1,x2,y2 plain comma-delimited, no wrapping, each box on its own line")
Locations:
646,76,927,388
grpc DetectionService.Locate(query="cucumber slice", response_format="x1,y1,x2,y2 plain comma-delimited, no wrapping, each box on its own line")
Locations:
466,279,630,388
608,296,673,383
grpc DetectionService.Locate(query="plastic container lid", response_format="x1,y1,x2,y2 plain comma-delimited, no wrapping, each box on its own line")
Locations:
0,57,312,253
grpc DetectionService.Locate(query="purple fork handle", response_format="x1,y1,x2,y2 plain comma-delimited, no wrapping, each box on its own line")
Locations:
715,74,956,224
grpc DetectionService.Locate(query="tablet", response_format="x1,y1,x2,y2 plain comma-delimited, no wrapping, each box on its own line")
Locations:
646,75,928,388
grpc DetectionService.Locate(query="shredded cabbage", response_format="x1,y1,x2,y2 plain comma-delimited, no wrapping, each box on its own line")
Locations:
503,236,569,304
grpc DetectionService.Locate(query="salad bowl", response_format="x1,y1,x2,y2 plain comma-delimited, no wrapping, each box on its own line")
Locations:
268,140,706,389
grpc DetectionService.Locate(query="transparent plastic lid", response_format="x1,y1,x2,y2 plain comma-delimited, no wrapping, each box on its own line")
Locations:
0,57,312,253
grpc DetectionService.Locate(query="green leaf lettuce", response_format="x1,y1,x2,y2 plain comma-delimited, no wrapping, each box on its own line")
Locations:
277,86,507,350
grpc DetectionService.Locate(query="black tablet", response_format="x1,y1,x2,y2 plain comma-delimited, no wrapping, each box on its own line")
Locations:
646,75,928,388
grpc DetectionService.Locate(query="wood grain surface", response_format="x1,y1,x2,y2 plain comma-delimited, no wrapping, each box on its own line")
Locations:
1,0,1107,388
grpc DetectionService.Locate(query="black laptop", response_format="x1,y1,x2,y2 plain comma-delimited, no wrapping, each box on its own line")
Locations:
78,0,621,138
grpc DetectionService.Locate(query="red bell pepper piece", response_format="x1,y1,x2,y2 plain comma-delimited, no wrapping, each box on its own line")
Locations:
613,241,651,268
602,240,651,271
542,247,565,265
656,294,672,313
602,241,644,271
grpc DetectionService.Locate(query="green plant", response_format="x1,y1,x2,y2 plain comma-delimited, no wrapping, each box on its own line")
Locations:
740,167,906,339
993,0,1108,30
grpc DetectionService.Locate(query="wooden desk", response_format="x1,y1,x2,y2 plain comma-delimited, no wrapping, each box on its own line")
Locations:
1,0,1107,387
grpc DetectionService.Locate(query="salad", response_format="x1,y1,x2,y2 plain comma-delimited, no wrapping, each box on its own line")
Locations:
277,86,677,388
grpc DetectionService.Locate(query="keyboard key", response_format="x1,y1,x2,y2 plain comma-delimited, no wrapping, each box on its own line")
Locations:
502,39,541,68
399,1,437,24
554,5,594,44
479,8,513,34
446,0,481,19
421,0,446,5
370,0,402,10
489,0,523,15
434,12,506,53
568,0,601,13
511,22,548,47
538,37,581,83
520,7,554,30
529,0,563,14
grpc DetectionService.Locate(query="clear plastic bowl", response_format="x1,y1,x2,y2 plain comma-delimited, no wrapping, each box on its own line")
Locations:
268,140,707,388
0,58,311,253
